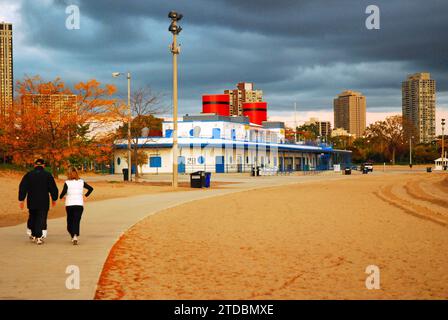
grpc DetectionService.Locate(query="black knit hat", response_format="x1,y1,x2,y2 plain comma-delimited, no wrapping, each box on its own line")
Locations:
34,159,45,166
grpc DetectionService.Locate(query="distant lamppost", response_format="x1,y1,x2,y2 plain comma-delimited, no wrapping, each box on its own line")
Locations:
442,118,446,169
112,71,132,182
168,11,183,188
409,135,414,168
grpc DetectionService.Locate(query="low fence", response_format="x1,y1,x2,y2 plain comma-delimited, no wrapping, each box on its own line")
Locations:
180,164,330,176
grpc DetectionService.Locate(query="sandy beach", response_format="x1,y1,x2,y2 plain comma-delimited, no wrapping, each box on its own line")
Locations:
95,172,448,300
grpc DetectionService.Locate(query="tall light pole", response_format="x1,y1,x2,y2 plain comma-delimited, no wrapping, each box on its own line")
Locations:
168,11,183,188
112,72,132,182
442,118,446,169
409,135,414,168
294,102,297,143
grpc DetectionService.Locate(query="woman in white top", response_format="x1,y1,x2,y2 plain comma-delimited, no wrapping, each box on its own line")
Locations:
59,167,93,245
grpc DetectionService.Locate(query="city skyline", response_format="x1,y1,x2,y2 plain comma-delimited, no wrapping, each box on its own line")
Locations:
1,0,447,133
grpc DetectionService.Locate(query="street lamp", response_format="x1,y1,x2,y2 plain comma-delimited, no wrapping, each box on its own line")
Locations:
442,118,446,169
112,72,132,182
168,10,182,188
409,135,414,168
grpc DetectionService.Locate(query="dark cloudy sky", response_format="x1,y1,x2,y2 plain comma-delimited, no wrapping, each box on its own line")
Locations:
1,0,447,129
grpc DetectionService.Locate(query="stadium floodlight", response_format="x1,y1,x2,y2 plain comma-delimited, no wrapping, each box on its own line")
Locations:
168,11,183,21
169,23,182,35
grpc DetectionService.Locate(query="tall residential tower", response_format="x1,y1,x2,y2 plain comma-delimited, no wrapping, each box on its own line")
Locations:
0,22,13,117
402,72,436,143
333,90,366,138
224,82,263,116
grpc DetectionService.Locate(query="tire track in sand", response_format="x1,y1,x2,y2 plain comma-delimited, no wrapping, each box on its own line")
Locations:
374,176,448,227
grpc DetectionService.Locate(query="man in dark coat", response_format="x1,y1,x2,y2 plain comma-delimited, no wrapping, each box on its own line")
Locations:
18,159,59,245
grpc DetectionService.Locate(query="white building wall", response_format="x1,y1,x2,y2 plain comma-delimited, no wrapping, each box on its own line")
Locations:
114,120,341,174
162,120,284,143
114,148,173,174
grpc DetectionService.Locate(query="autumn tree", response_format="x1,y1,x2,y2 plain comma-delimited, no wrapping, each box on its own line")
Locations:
365,115,405,164
114,87,165,179
296,123,319,142
0,114,9,164
8,76,117,176
413,143,439,163
284,127,296,143
328,135,354,150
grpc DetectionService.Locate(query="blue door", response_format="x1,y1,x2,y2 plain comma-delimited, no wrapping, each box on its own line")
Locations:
215,156,225,173
178,156,186,173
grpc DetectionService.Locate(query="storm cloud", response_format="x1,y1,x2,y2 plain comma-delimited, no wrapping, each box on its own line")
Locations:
2,0,448,122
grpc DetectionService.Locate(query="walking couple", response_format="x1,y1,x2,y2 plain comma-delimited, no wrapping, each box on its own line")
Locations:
18,159,93,245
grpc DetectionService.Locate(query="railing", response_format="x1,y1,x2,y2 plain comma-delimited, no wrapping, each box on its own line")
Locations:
179,164,332,175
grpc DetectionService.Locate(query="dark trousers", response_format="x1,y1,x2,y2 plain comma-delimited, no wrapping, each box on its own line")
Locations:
28,209,48,238
27,211,47,230
66,206,84,238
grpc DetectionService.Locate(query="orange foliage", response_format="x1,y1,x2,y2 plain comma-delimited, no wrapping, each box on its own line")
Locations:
3,76,118,176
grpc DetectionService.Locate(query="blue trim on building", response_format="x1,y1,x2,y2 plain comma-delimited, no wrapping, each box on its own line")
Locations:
115,141,351,155
163,119,251,124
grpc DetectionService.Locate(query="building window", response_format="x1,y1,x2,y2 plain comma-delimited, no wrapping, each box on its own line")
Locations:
212,128,221,139
149,156,162,168
117,157,121,165
165,129,173,138
198,156,205,164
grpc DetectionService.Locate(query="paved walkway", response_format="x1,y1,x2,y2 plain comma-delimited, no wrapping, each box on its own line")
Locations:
0,173,349,300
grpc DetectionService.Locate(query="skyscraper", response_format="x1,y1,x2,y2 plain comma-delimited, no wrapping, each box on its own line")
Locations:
224,82,263,116
402,72,436,143
333,90,366,138
0,22,13,117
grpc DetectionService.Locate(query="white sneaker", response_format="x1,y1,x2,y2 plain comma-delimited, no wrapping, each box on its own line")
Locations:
42,230,47,238
72,235,78,245
30,236,36,242
36,238,43,245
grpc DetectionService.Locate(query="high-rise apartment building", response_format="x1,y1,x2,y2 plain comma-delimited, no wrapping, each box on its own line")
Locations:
333,90,366,138
0,22,13,117
22,94,78,121
224,82,263,116
305,117,332,137
402,72,436,143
